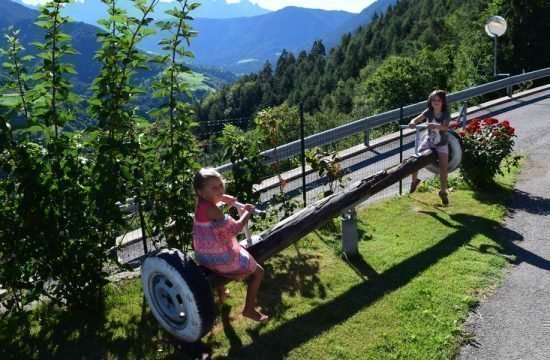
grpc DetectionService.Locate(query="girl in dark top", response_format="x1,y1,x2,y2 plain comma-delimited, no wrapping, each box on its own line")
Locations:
408,90,451,205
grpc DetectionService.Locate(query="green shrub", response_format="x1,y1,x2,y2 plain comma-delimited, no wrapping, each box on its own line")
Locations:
458,117,520,188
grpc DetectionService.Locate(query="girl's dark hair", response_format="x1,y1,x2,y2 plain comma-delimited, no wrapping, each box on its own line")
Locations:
427,90,448,112
193,168,223,193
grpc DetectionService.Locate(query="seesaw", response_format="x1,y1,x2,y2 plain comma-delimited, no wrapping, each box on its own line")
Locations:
141,130,463,343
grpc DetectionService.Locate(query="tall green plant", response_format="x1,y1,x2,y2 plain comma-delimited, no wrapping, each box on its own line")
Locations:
217,124,265,205
255,106,298,217
0,0,108,312
88,0,160,239
143,0,201,250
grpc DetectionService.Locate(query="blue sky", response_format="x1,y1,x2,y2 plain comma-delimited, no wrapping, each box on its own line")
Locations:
19,0,377,13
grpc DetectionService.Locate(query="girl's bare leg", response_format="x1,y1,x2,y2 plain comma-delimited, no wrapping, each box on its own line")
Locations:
410,171,421,193
438,152,449,193
242,266,268,322
217,286,230,303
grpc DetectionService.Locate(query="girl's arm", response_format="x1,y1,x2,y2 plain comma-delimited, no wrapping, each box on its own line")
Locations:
427,117,451,131
220,194,236,205
233,204,255,228
207,199,254,229
408,111,427,128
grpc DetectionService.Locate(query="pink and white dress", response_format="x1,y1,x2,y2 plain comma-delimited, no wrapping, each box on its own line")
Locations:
193,200,257,279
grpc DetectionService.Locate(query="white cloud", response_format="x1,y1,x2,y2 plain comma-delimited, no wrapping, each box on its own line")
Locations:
248,1,377,13
21,0,50,5
140,1,377,13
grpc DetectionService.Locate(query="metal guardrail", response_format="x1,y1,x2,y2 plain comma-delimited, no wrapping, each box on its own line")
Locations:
216,67,550,173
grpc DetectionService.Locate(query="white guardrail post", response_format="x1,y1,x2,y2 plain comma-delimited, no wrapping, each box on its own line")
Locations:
341,207,358,257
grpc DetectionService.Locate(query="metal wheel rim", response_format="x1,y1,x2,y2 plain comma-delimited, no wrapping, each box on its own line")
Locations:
148,272,188,329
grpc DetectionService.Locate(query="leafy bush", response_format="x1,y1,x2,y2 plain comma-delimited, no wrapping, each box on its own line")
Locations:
0,0,200,314
457,118,520,188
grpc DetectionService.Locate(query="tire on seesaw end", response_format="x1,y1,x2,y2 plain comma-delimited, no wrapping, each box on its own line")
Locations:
141,248,216,343
426,130,464,174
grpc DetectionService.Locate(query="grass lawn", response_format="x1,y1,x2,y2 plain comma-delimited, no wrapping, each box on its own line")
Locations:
0,165,522,359
178,72,215,93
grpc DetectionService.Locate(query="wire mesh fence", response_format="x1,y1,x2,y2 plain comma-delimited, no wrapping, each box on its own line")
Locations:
116,112,441,265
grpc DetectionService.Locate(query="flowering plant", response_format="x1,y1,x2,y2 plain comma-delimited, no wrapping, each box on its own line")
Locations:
455,117,519,188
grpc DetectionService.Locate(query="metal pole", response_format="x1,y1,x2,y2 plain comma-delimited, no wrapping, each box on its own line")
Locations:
493,36,497,77
461,101,468,130
364,129,370,148
300,104,307,207
399,103,403,195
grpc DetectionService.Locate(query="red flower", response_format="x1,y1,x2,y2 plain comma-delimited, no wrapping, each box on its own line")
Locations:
483,118,498,125
493,131,500,137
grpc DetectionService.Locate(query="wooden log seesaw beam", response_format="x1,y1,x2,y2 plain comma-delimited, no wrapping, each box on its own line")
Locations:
208,149,437,285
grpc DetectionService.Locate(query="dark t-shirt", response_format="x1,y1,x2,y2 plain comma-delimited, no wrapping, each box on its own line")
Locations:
421,109,450,146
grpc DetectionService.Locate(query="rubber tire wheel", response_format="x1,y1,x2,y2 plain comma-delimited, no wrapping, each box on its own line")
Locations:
426,130,464,174
141,248,216,343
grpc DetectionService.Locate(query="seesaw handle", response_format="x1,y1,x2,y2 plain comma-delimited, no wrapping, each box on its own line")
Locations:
233,201,264,216
399,124,429,130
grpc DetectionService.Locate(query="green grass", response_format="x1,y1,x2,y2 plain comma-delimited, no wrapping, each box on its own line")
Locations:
179,72,215,92
0,164,522,359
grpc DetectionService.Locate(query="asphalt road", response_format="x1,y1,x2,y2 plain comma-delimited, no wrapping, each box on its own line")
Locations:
459,89,550,359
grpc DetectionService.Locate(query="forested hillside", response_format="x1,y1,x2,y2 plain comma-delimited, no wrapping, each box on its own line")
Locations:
138,6,356,74
197,0,550,129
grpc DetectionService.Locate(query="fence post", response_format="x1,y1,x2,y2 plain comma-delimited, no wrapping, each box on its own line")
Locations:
341,208,358,257
364,129,370,148
459,101,468,130
399,103,404,195
300,104,307,207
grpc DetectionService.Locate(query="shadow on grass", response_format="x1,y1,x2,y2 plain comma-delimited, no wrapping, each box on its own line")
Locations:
219,211,513,359
0,295,175,360
470,182,514,206
344,253,379,280
261,252,326,318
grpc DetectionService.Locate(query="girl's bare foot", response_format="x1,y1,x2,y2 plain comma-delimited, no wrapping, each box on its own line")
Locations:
242,308,268,322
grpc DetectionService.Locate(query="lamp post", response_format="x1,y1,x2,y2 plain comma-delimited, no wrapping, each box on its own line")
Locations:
485,16,507,77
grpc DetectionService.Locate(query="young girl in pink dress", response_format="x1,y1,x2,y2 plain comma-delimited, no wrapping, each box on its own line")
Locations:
193,168,268,322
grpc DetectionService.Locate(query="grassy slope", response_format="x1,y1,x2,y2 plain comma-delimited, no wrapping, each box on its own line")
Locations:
0,166,521,359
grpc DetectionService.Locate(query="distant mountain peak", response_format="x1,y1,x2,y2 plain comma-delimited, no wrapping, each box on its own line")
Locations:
12,0,271,20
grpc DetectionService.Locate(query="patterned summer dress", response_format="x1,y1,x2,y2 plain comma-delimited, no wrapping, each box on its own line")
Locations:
193,200,257,279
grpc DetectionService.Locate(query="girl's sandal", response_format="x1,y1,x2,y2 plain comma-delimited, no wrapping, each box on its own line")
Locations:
439,191,449,205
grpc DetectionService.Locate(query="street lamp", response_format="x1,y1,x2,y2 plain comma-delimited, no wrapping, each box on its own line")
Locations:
485,16,507,77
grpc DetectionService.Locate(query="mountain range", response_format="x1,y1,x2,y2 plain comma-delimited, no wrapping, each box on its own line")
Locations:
12,0,271,21
11,0,396,73
140,6,356,73
0,0,237,94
